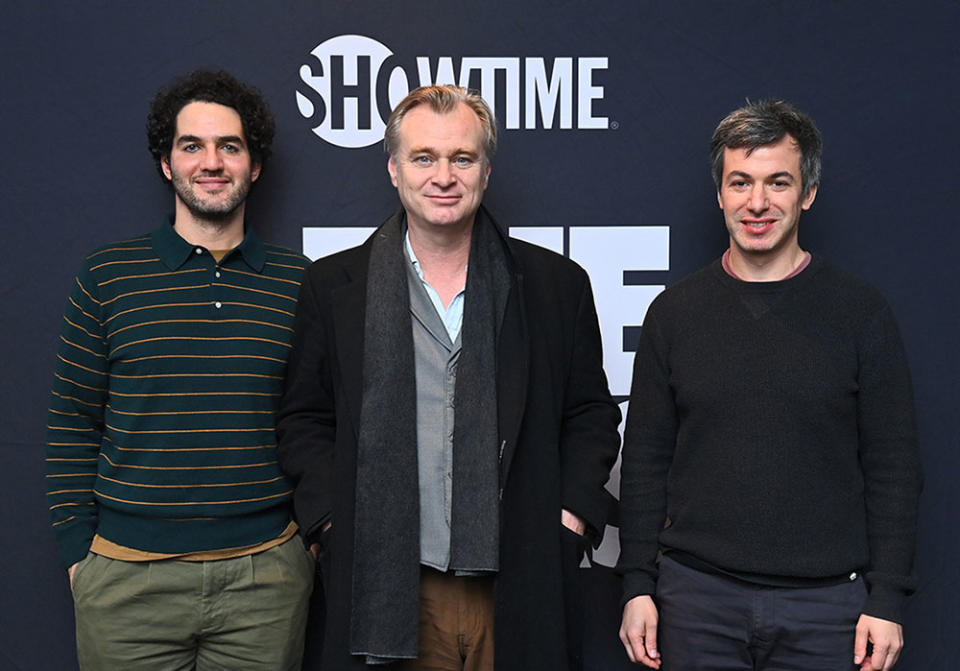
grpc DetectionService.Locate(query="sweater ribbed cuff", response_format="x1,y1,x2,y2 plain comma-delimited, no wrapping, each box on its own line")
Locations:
620,570,657,610
57,519,97,570
861,583,907,624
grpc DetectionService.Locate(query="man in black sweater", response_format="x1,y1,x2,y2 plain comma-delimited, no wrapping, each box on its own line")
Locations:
617,101,922,671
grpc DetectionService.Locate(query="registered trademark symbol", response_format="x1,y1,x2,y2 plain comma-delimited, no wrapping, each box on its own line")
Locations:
609,120,620,130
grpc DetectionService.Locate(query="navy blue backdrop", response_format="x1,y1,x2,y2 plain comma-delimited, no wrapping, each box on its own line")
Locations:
2,2,957,669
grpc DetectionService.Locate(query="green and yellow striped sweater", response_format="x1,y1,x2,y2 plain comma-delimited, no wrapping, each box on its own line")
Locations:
46,219,311,568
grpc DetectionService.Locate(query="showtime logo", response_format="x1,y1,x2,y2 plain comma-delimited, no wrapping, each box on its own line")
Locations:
297,34,611,148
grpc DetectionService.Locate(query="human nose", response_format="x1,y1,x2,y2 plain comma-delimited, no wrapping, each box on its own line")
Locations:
432,159,455,186
200,146,223,171
747,183,768,211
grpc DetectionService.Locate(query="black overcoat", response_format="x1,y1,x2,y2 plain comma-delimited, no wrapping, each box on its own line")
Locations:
277,210,621,670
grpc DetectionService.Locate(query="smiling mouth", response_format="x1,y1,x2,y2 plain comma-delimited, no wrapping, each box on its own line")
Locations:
196,179,230,190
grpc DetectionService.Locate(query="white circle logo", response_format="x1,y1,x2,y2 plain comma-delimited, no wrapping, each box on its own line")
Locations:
296,34,410,148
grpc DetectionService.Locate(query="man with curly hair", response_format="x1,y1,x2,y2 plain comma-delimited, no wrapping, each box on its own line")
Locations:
46,70,313,670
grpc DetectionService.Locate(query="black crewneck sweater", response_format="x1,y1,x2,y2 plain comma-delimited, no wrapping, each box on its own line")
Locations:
618,255,922,622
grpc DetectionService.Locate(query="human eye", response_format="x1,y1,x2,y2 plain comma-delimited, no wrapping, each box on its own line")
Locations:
453,156,474,168
221,143,240,153
182,143,200,153
411,155,433,166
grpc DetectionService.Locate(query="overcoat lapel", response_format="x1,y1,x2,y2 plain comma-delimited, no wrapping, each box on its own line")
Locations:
496,254,529,493
330,252,369,443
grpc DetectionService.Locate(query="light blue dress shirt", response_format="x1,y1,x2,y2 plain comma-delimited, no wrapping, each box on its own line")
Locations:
405,231,465,342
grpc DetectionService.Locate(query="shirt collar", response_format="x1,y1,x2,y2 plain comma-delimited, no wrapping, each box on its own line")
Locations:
403,228,469,281
404,228,425,281
152,214,266,272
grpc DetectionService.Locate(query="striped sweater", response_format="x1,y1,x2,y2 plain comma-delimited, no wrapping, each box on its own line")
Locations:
46,219,310,568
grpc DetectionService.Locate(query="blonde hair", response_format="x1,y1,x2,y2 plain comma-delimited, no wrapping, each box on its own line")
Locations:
384,85,497,164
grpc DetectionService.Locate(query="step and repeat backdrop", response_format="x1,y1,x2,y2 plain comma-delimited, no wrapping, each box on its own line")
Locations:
2,2,956,669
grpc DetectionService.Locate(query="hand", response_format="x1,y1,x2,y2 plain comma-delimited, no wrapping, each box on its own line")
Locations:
310,521,333,559
619,595,661,668
854,614,903,671
561,508,586,536
67,562,80,587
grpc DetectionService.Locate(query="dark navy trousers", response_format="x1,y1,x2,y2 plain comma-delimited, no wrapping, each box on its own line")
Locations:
656,556,865,671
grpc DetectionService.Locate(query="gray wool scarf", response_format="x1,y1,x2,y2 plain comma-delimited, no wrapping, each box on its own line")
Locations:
350,210,510,661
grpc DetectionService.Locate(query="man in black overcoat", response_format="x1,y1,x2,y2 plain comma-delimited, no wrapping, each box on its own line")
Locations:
277,84,621,670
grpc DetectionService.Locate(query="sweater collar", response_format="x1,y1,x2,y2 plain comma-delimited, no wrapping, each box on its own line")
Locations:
152,214,266,272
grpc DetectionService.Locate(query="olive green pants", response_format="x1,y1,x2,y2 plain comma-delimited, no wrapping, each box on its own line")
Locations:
72,537,314,671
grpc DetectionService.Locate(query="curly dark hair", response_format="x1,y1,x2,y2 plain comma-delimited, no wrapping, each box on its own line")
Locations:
146,70,275,181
